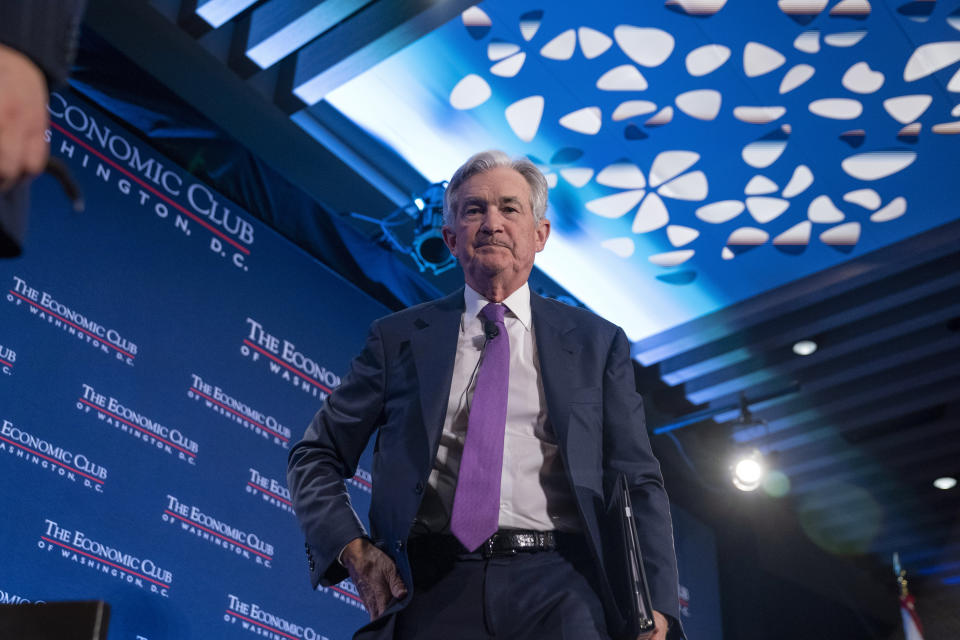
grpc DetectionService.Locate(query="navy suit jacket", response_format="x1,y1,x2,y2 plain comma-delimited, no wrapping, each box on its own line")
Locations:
288,288,682,635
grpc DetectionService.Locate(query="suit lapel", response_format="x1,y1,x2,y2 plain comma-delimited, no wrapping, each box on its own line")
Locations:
410,289,463,452
531,293,580,449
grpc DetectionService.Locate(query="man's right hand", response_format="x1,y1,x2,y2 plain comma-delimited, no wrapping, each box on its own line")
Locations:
341,537,408,620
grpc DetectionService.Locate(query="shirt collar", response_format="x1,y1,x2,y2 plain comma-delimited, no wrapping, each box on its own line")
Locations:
463,282,532,333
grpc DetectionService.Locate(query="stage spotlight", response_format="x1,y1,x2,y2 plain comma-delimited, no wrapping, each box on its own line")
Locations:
792,339,817,356
732,450,765,492
933,476,957,490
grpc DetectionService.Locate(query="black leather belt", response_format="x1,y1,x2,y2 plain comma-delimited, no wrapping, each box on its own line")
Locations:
482,530,558,557
409,529,573,559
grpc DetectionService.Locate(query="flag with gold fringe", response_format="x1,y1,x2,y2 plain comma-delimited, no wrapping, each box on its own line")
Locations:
894,552,924,640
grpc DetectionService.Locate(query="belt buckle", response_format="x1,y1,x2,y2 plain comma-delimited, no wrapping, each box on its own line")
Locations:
481,534,520,558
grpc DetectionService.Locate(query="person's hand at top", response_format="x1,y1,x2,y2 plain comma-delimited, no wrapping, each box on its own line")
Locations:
0,43,49,192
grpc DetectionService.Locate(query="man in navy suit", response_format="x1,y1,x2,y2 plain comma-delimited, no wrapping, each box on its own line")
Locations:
288,151,682,639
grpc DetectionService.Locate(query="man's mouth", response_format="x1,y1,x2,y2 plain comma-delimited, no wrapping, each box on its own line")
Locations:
475,240,510,249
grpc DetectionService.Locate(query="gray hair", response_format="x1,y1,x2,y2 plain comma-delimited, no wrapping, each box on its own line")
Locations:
443,150,549,227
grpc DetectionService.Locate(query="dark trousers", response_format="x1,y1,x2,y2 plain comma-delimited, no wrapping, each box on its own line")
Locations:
390,535,610,639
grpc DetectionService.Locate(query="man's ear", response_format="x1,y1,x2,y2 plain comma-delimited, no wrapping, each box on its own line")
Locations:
535,218,551,252
442,226,457,254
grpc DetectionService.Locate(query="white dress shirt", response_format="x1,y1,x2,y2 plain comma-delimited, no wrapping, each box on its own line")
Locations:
415,283,580,533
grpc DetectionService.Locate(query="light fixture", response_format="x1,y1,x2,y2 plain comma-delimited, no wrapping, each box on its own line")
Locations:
732,449,765,491
933,476,957,490
349,182,457,275
792,339,817,356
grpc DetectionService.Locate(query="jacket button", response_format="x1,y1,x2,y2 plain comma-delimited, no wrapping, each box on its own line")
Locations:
414,481,424,494
395,540,404,552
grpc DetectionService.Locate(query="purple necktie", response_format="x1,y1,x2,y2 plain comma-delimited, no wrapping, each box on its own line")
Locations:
450,303,510,551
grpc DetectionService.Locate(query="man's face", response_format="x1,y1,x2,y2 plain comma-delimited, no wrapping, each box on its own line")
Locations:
442,167,550,294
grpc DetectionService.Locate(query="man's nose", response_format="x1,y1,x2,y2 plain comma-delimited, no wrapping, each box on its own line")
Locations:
479,208,505,231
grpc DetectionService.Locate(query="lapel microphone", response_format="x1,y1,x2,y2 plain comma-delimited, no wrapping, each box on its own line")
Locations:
483,320,499,341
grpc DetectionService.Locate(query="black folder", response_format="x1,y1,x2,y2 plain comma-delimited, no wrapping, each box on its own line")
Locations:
0,601,110,640
603,472,656,640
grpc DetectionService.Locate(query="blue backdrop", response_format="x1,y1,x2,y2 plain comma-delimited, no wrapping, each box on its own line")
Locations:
0,89,384,640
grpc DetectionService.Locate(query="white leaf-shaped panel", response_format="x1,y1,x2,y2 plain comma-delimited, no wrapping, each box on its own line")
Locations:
841,151,917,180
807,195,845,223
505,96,544,142
667,225,700,247
780,64,815,93
883,95,933,124
649,250,695,267
491,53,526,78
646,106,674,127
842,62,884,94
696,201,744,224
824,31,867,47
843,188,881,209
820,222,861,245
659,171,708,201
727,227,769,245
831,0,871,16
462,7,491,28
596,163,646,189
870,197,907,222
614,26,675,67
746,197,790,223
586,190,646,218
745,175,778,195
559,167,594,188
559,107,603,134
794,30,820,54
612,100,657,121
774,221,812,245
578,27,613,59
450,74,492,110
904,42,960,81
742,138,787,168
932,121,960,134
488,40,520,61
650,151,699,187
685,44,731,76
675,90,722,121
632,193,670,233
540,29,577,60
744,42,786,77
782,165,814,198
597,65,648,91
778,0,827,15
734,106,786,124
809,98,863,119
